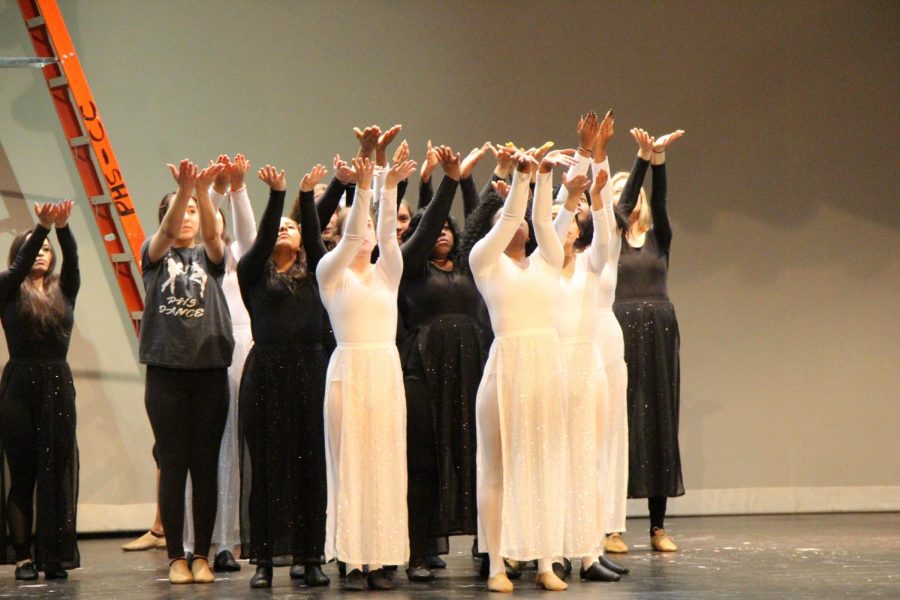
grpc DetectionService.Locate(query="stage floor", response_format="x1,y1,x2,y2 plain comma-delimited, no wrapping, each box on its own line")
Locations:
0,513,897,598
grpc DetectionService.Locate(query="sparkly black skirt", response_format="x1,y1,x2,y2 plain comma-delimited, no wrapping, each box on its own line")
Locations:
613,299,685,499
0,360,80,569
238,345,327,565
401,314,488,538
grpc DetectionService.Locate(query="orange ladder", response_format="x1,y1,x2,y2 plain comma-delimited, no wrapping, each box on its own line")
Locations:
17,0,145,335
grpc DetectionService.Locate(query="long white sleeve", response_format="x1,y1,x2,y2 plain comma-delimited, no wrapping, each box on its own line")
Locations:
210,187,227,212
376,184,403,286
553,206,576,244
553,152,592,205
229,186,256,261
469,170,531,278
316,187,372,289
592,157,620,264
587,209,609,273
533,170,564,270
373,165,386,210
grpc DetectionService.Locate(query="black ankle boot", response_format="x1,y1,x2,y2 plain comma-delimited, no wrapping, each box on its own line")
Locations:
44,563,68,579
367,568,394,590
425,554,447,569
214,550,241,572
600,555,629,574
580,561,621,582
406,557,435,582
15,562,38,581
305,562,330,586
289,563,305,579
249,564,273,588
344,568,366,591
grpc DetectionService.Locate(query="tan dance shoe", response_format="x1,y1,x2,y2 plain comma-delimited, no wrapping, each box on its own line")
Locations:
535,571,568,591
191,556,215,583
487,572,514,593
168,559,193,584
651,527,677,552
604,532,629,553
121,530,165,551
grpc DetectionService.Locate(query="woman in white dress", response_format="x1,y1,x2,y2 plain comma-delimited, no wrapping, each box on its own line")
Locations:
470,148,573,593
316,156,417,592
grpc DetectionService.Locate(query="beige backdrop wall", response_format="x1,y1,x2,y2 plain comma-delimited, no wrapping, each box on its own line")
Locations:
0,0,897,532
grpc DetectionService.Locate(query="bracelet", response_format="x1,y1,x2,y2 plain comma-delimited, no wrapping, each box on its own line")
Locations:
578,147,593,155
653,149,665,154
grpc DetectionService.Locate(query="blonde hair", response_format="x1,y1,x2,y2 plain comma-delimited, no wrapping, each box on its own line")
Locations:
610,171,651,235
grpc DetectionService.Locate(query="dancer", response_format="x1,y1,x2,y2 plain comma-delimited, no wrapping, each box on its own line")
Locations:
140,159,233,584
318,156,417,591
237,164,331,588
182,154,254,572
470,148,573,593
613,127,685,553
0,201,79,581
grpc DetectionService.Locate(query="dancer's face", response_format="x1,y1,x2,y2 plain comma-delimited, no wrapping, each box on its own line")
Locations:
432,221,454,259
357,217,376,257
275,217,301,253
178,199,200,242
29,237,54,277
323,212,338,241
396,202,411,240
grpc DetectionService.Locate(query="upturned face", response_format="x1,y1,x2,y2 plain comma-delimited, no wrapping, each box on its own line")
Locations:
275,217,301,253
432,222,455,259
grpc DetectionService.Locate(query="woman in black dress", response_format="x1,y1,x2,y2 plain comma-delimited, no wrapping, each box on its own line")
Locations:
613,127,684,552
399,146,492,581
238,164,334,588
0,201,79,581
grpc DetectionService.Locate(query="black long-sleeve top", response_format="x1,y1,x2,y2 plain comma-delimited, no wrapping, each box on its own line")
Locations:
615,161,672,301
399,176,484,330
238,189,326,349
0,225,79,360
417,176,481,219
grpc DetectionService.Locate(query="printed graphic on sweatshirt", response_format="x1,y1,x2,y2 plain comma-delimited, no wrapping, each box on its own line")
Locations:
158,253,207,318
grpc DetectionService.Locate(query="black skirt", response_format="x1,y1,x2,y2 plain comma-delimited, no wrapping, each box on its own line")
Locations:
238,345,327,565
401,314,487,538
0,360,80,569
613,299,685,499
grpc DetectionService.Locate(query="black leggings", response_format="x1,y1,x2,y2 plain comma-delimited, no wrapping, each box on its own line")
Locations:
145,366,228,560
405,376,438,560
649,496,667,532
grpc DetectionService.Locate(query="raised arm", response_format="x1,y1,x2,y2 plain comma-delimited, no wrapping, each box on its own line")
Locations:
459,142,490,217
377,159,417,286
53,199,80,303
208,154,231,212
146,159,199,263
553,173,590,243
0,203,55,299
534,153,574,270
555,112,599,206
468,154,535,277
615,128,653,221
417,140,438,210
402,147,460,273
237,165,286,287
311,154,354,229
228,153,256,260
586,170,611,273
649,130,683,254
298,164,329,273
195,162,227,264
316,158,375,288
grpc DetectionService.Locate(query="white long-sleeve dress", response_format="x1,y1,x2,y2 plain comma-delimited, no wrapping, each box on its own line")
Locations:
471,169,568,561
553,166,610,557
316,185,409,566
184,185,256,552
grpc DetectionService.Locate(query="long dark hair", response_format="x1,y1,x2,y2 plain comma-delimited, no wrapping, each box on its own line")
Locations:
264,217,309,290
7,230,69,339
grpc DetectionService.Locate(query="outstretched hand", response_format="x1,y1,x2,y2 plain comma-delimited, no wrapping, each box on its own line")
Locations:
167,159,200,191
460,142,491,179
630,128,655,158
212,154,231,193
300,164,328,193
491,179,510,198
514,149,540,174
333,154,356,184
420,140,439,182
578,112,600,153
595,110,614,157
653,130,685,152
589,170,609,209
54,198,75,228
229,153,251,190
258,165,286,192
386,159,418,189
562,173,590,197
197,162,226,191
436,145,461,180
34,201,60,229
354,125,381,159
392,139,410,165
352,157,375,190
540,148,577,173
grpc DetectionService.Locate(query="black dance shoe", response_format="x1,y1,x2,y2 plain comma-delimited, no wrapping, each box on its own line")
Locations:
552,561,567,581
367,568,394,590
14,562,38,581
600,555,629,575
505,558,523,580
580,561,621,582
305,563,330,587
249,564,273,588
344,568,366,591
44,563,68,579
289,563,305,579
406,558,435,582
214,550,241,572
338,560,347,578
425,554,447,569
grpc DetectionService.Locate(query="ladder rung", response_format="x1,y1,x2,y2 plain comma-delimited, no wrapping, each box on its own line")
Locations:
110,253,135,264
131,312,143,321
69,136,89,148
26,16,46,28
49,75,68,88
90,194,111,206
